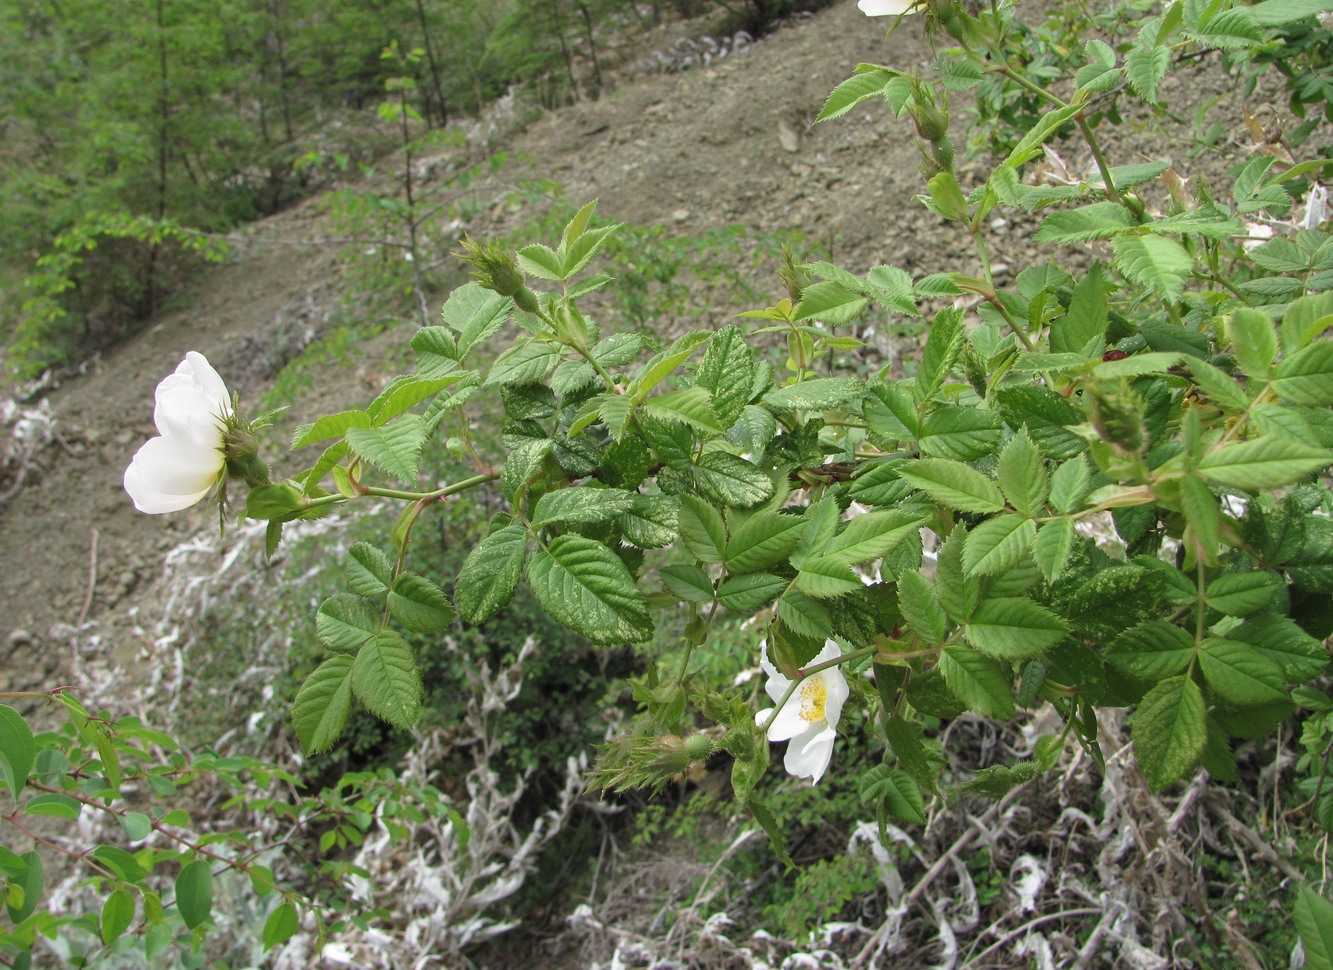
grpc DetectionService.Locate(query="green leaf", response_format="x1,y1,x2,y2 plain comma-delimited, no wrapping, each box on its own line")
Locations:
351,632,422,729
344,415,428,483
621,495,679,549
1075,39,1119,94
1005,103,1082,167
517,242,563,280
696,326,754,428
293,656,354,754
1198,437,1332,490
718,573,786,612
817,66,900,122
455,526,527,624
1188,358,1251,410
898,458,1004,514
848,460,910,508
533,487,635,529
629,330,712,397
1035,202,1137,243
91,845,145,884
963,515,1036,577
1125,43,1170,103
661,564,714,603
1230,612,1328,680
441,284,514,357
727,405,779,455
369,374,468,424
5,850,42,923
917,307,965,402
1295,885,1333,970
528,535,653,645
678,494,727,563
0,706,34,804
1048,458,1092,513
796,555,864,598
1198,637,1288,706
1273,341,1333,406
174,859,213,930
316,593,380,653
692,452,774,508
263,902,300,952
346,543,393,598
764,377,863,412
826,510,921,565
485,340,560,387
292,409,371,449
1205,572,1283,617
935,526,977,624
938,646,1014,719
119,812,152,842
1133,675,1206,790
966,598,1066,660
726,512,806,574
642,386,723,434
897,571,946,644
1111,234,1194,302
996,429,1048,517
1032,519,1075,583
1226,308,1278,380
918,407,1004,461
23,793,82,819
793,281,869,324
389,573,455,632
101,889,135,944
501,438,551,503
860,765,926,825
777,590,833,640
1106,620,1196,682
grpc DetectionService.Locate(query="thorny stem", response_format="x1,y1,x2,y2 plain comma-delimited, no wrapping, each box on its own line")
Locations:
759,646,875,733
304,471,500,509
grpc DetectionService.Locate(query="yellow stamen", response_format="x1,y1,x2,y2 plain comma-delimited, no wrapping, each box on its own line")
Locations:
798,678,828,723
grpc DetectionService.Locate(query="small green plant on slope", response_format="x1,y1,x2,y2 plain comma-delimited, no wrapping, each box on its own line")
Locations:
8,0,1333,963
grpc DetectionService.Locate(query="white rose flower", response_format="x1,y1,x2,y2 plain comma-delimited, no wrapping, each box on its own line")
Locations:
124,352,232,513
858,0,919,16
755,639,850,784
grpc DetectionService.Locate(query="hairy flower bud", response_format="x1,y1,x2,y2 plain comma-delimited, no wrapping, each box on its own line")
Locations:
455,235,540,313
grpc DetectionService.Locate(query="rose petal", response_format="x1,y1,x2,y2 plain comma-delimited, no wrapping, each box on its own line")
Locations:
124,436,224,513
765,702,812,743
154,386,228,447
785,725,836,783
858,0,918,15
156,352,229,409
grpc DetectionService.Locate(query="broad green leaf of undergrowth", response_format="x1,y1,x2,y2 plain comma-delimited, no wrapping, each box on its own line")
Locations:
176,859,213,930
0,705,34,804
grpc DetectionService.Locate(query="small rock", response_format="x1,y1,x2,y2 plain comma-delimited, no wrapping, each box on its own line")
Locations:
778,120,800,154
991,263,1011,281
990,217,1009,232
8,629,33,648
672,209,690,223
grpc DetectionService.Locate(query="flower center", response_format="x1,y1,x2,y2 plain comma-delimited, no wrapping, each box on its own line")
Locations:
798,678,828,723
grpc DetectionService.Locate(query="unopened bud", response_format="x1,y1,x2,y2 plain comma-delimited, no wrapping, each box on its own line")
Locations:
224,422,271,488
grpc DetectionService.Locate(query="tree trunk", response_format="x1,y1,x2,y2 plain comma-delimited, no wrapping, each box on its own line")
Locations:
413,0,449,126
